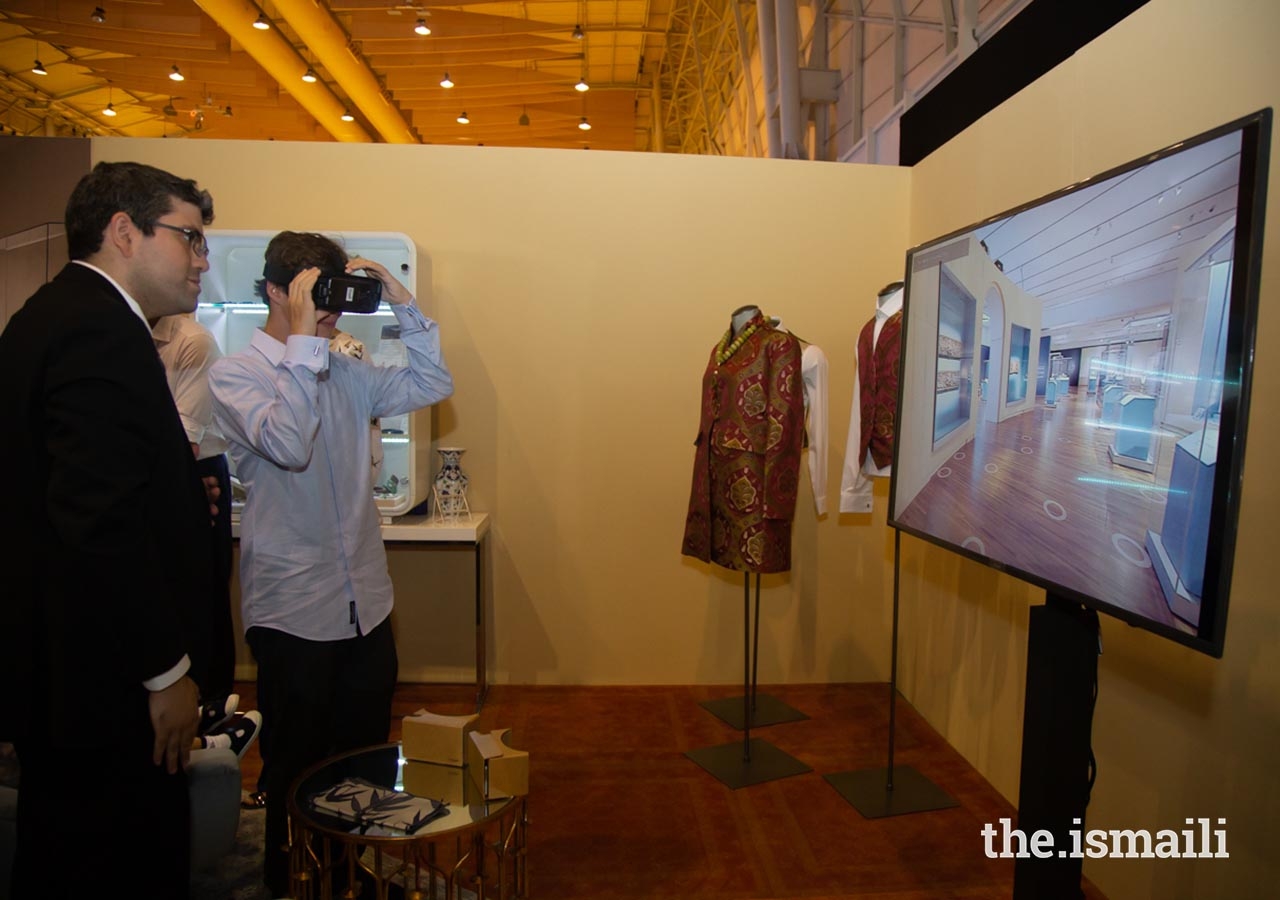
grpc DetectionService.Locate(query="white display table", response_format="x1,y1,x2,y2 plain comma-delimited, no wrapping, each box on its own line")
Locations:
381,512,489,543
384,513,491,710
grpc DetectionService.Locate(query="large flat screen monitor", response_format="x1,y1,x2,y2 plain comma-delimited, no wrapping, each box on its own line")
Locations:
889,109,1271,658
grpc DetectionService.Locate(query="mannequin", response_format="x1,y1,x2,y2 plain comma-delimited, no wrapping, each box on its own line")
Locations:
731,304,759,336
828,281,957,818
840,281,904,513
682,306,805,573
682,307,812,781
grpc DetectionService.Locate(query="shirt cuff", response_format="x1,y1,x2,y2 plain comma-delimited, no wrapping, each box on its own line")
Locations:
143,654,191,692
838,482,874,514
393,299,432,331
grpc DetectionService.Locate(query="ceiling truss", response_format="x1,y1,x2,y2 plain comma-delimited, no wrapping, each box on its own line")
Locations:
0,2,1028,159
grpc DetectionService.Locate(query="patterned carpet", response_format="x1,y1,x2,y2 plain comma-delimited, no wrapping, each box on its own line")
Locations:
191,807,272,900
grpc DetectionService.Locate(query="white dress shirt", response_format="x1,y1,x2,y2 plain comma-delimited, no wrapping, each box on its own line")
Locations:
801,343,829,515
770,318,829,515
210,301,453,641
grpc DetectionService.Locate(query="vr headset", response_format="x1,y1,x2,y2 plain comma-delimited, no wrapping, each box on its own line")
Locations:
263,262,383,314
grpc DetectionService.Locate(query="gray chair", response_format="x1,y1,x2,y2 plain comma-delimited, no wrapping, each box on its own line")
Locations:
0,744,242,899
188,746,244,871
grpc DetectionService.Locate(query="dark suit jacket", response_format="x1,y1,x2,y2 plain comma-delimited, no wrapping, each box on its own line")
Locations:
0,262,214,753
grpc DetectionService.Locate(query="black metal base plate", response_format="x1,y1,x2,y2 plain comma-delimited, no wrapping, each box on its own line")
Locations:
699,693,809,730
825,765,959,818
686,738,811,789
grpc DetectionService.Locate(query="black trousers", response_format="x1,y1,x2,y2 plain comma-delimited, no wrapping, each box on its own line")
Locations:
247,617,398,895
13,737,190,899
195,453,234,702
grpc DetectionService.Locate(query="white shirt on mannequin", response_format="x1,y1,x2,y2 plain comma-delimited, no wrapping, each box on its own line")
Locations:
840,286,903,513
801,343,829,515
772,317,829,516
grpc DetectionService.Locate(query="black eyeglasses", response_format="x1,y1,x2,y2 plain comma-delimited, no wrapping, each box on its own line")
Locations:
151,222,209,258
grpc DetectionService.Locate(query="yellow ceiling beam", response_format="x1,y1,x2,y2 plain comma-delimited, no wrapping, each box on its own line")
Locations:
192,0,372,142
270,0,418,144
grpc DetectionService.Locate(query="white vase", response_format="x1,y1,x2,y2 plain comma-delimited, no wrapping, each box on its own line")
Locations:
433,447,470,519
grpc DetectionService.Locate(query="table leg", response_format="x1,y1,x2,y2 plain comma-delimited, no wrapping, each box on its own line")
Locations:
475,532,488,711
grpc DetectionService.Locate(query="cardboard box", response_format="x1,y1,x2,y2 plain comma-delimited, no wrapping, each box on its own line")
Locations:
465,728,529,799
402,759,468,806
401,708,479,766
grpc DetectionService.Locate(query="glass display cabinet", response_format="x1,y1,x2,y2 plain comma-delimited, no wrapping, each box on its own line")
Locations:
196,230,432,521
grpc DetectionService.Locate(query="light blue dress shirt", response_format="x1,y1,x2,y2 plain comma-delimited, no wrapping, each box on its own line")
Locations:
210,302,453,641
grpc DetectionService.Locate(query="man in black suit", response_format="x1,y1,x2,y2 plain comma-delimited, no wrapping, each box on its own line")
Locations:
0,161,218,899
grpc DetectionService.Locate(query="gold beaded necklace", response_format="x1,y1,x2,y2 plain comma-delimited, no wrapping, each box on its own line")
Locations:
715,315,766,365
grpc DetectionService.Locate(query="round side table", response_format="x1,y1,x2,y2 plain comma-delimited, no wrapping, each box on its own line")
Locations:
287,743,528,900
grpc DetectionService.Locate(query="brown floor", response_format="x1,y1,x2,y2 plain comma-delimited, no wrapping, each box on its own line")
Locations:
897,387,1189,632
234,680,1107,899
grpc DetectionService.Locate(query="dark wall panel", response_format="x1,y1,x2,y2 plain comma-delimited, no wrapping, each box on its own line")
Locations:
0,137,91,238
899,0,1151,167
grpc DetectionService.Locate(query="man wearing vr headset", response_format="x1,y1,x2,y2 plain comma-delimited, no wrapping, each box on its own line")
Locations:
209,231,453,896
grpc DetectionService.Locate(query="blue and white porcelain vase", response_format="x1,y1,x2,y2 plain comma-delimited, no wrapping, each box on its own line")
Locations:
433,447,470,518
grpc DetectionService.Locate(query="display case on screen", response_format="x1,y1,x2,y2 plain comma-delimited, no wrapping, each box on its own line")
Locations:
196,230,432,521
1006,324,1030,404
933,269,977,445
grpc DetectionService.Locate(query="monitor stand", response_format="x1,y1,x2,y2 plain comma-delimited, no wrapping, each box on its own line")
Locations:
1013,592,1100,900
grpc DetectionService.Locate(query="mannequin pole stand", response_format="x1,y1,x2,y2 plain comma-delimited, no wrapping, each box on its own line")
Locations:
825,529,958,816
686,572,810,789
752,570,760,722
744,573,752,759
699,573,809,731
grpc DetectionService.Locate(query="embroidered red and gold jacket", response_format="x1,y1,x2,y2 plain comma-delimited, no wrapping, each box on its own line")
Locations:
857,309,902,471
681,312,804,574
